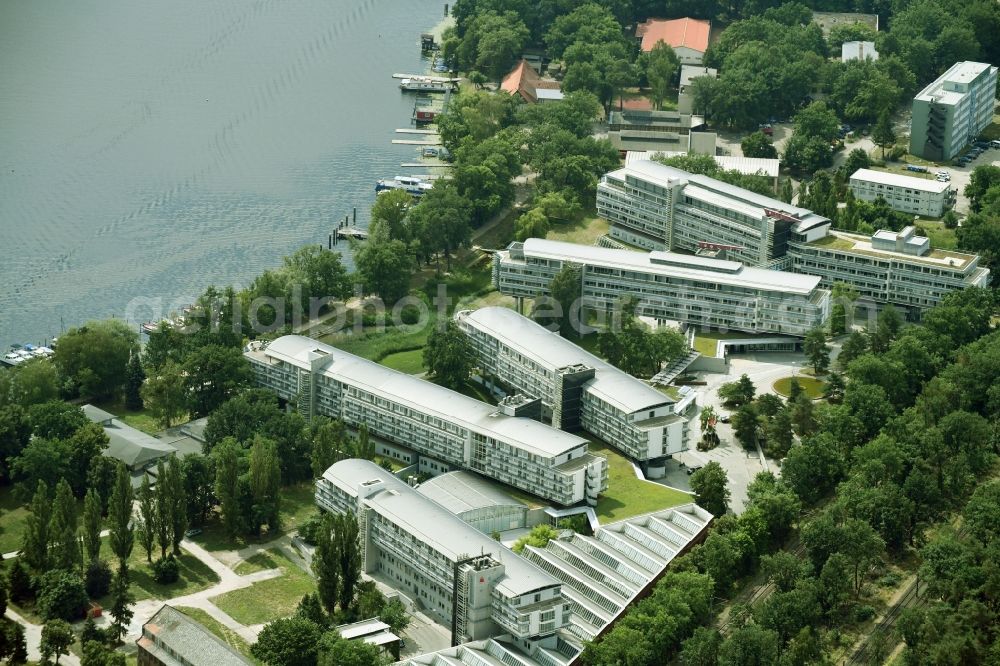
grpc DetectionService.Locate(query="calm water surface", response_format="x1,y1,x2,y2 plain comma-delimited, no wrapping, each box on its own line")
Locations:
0,0,442,346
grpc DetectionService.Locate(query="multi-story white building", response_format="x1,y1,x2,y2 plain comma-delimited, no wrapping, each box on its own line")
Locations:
316,459,571,646
787,223,991,313
494,239,830,336
455,307,696,472
597,160,830,265
246,336,607,506
910,61,998,161
849,168,954,217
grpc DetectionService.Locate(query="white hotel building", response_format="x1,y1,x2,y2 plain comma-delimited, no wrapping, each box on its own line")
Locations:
246,336,607,506
493,239,830,336
597,159,830,266
455,307,696,473
849,168,954,217
910,61,998,161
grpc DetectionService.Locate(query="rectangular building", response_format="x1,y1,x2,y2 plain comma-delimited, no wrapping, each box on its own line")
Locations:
597,160,829,265
849,168,953,217
246,336,607,507
635,17,710,64
317,459,570,645
455,307,694,469
494,239,830,336
841,41,878,62
137,605,252,666
910,61,998,161
606,110,709,153
787,224,991,313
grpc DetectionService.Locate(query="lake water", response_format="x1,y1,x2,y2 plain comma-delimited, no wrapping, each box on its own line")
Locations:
0,0,443,347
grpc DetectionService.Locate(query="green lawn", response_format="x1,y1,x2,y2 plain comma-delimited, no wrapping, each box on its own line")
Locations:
773,376,826,399
474,208,518,251
190,483,318,552
914,219,958,249
176,606,258,662
100,538,220,603
379,348,425,374
692,329,749,358
373,454,407,472
92,398,165,434
211,549,315,625
234,549,283,576
0,489,30,554
545,215,610,245
590,441,693,523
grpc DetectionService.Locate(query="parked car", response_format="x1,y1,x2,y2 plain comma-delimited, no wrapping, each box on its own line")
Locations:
991,140,1000,149
720,414,732,424
759,124,773,136
184,528,202,538
686,465,703,476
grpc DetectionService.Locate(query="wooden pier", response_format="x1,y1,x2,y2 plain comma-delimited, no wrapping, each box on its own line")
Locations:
336,227,368,241
392,73,460,82
391,139,441,146
394,128,439,135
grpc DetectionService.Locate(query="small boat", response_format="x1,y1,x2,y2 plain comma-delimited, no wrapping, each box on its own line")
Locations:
399,76,456,93
375,176,433,197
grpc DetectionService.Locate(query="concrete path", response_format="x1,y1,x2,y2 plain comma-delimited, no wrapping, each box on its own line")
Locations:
5,607,81,665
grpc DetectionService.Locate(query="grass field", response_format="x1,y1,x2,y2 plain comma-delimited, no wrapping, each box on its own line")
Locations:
211,549,315,625
191,483,318,551
914,219,958,249
590,441,692,523
773,376,826,399
234,549,283,576
92,398,165,434
379,348,425,374
546,215,610,245
176,606,258,661
0,490,30,554
107,539,220,602
692,329,749,357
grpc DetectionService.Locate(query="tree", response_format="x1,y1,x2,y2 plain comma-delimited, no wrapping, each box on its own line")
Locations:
21,480,51,570
49,479,81,572
313,514,340,616
549,263,582,338
214,437,244,538
8,622,28,665
761,552,810,592
681,627,722,666
85,560,113,599
872,110,896,159
36,571,88,621
781,433,845,504
379,598,409,636
10,437,71,501
136,474,157,562
514,208,550,242
252,616,321,666
296,592,329,629
142,360,187,428
108,462,134,573
964,481,1000,545
647,41,680,110
52,319,138,398
719,374,756,407
334,512,361,613
838,330,868,369
7,359,60,407
183,344,252,418
165,456,187,555
741,131,778,159
841,518,885,595
310,418,345,479
581,625,655,666
153,460,171,559
82,488,102,565
766,409,795,459
512,524,560,553
81,640,126,666
472,12,530,84
803,328,830,375
423,321,474,391
370,188,412,242
9,558,34,603
182,453,215,528
40,619,74,664
406,182,472,270
732,404,764,451
691,462,730,516
318,632,388,666
0,405,32,482
719,624,781,666
124,353,145,411
353,228,412,306
793,101,841,143
249,436,281,535
107,567,133,643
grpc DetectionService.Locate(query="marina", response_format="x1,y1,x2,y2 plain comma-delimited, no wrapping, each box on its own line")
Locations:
1,344,55,367
391,139,442,145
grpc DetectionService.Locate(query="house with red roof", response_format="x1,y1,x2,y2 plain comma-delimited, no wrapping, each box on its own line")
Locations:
635,17,711,65
500,60,563,104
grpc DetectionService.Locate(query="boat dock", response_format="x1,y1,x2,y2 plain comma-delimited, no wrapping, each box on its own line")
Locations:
395,128,439,135
391,139,441,146
392,73,459,82
400,162,452,168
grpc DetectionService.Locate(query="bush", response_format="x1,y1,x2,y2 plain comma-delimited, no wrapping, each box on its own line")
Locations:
36,571,88,621
81,616,105,645
85,560,113,599
878,571,902,588
152,556,180,585
888,146,906,161
851,604,876,623
298,512,325,546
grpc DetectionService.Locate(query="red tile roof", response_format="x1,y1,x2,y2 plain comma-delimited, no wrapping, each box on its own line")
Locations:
500,60,560,104
636,18,711,53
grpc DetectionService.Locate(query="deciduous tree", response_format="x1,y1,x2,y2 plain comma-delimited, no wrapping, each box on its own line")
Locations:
423,321,474,391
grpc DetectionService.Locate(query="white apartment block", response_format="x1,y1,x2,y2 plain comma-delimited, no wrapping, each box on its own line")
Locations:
493,239,830,336
455,307,695,471
910,61,998,161
787,223,991,312
849,168,954,217
246,336,607,506
316,459,570,646
597,160,830,266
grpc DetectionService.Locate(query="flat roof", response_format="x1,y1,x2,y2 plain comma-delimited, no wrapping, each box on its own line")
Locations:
915,61,996,103
808,231,978,269
679,65,717,88
457,307,674,415
625,151,779,178
324,460,560,598
850,168,951,193
512,238,823,296
253,336,591,460
416,470,527,515
337,619,391,640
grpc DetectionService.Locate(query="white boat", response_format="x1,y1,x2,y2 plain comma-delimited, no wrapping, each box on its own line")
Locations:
399,76,456,93
375,176,433,197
